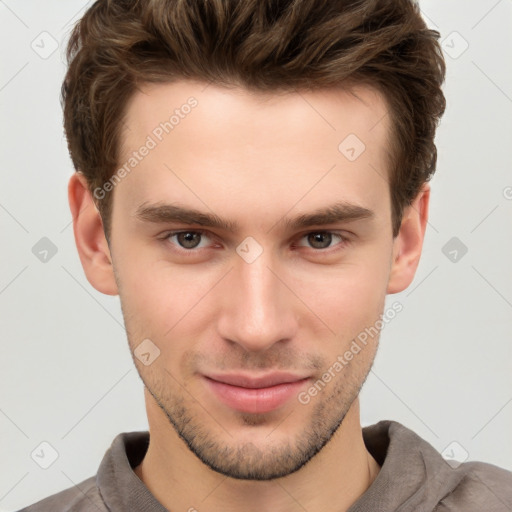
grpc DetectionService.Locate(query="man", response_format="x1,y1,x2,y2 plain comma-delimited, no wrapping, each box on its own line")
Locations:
19,0,512,510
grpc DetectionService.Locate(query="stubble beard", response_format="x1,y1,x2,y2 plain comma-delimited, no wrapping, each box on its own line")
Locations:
139,360,373,481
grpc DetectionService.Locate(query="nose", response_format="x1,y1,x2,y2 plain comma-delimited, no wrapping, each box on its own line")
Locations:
216,248,298,353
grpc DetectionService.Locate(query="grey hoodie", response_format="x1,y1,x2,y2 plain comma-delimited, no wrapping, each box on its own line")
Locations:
18,420,512,511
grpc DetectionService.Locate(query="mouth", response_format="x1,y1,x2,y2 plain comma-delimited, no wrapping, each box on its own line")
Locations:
202,372,311,414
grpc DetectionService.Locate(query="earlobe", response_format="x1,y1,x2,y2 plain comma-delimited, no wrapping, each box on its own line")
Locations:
386,184,430,294
68,172,119,296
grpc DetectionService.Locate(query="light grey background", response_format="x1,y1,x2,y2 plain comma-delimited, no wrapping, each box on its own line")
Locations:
1,1,511,510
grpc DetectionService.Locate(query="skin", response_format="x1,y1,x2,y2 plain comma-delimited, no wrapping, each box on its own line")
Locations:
68,80,429,512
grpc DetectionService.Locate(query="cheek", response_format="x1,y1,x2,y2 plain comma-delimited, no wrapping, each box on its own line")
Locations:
300,255,390,332
117,256,220,346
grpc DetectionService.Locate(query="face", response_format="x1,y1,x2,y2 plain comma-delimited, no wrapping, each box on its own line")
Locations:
107,80,397,480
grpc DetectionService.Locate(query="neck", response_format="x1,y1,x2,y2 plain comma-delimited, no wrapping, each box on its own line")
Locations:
134,391,379,512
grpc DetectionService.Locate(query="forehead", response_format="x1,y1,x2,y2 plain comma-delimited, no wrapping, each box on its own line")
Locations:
115,80,392,221
121,80,390,151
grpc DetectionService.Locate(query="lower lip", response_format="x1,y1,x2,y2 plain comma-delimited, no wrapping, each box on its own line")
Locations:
204,377,309,414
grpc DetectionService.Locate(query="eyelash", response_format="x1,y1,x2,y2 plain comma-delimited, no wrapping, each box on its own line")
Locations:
159,229,350,256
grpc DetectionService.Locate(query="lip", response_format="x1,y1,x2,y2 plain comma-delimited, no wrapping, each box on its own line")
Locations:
203,372,310,414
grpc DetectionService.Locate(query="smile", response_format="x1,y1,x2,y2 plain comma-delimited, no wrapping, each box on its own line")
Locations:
202,372,311,414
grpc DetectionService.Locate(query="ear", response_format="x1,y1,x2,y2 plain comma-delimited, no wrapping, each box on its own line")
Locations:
387,183,430,294
68,172,119,296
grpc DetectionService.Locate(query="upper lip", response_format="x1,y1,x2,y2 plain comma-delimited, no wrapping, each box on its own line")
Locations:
204,372,310,389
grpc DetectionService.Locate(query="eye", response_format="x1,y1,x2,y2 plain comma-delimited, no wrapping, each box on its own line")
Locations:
162,230,213,251
295,231,348,251
159,229,350,255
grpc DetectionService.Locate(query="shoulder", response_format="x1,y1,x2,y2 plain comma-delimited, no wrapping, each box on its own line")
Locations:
435,460,512,511
363,420,512,511
17,475,108,512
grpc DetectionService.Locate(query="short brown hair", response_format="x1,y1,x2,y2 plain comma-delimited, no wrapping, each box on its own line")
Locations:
61,0,446,240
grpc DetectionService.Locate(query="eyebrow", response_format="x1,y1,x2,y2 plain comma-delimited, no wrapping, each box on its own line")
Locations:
134,201,374,232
